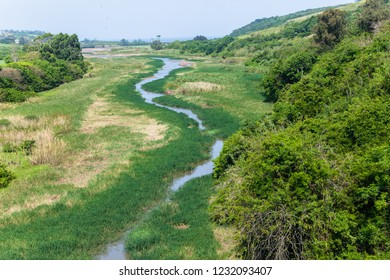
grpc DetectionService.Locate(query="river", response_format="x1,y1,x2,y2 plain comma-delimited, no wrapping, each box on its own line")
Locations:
96,58,222,260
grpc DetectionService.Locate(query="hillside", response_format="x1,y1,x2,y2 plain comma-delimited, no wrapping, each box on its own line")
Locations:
211,0,390,260
230,5,343,37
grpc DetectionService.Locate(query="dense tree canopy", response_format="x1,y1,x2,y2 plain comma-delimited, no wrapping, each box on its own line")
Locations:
211,14,390,260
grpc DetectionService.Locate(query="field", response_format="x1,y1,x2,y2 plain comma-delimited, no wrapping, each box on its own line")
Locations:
0,51,271,259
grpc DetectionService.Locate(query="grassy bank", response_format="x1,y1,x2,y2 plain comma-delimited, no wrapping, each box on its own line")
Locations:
126,176,227,260
144,59,272,138
0,52,271,259
124,56,272,259
0,56,214,259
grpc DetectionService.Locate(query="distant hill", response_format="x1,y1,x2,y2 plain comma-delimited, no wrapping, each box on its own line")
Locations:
230,5,346,37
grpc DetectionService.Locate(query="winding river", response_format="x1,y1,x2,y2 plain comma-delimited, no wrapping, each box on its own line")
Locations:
96,58,223,260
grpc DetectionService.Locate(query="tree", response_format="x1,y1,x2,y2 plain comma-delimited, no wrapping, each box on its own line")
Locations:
120,39,130,46
150,40,164,50
313,8,347,49
38,33,83,61
193,35,208,41
262,51,317,102
357,0,390,32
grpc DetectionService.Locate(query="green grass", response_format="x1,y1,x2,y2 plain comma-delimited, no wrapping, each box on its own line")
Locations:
126,175,221,260
0,53,271,260
0,56,215,259
141,67,192,93
122,57,272,259
148,61,272,128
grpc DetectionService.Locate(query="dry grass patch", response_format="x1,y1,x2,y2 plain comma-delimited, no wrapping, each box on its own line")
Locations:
0,115,70,165
29,129,66,165
214,226,238,259
82,96,167,141
175,82,223,95
4,194,62,216
173,223,190,230
57,147,128,188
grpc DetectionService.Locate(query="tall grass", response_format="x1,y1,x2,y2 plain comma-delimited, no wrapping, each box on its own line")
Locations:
0,56,214,259
126,176,221,260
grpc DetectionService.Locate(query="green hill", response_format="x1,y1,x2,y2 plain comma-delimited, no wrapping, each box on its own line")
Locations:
211,0,390,260
230,6,341,37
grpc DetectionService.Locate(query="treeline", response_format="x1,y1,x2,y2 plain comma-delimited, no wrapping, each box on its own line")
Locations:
211,0,390,259
0,33,87,102
166,36,235,56
164,11,323,59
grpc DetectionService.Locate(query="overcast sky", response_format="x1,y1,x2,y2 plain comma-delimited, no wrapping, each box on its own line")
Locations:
1,0,354,40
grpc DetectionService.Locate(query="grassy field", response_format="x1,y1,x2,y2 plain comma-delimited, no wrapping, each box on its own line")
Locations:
123,56,271,259
0,50,271,259
142,59,272,137
126,175,236,260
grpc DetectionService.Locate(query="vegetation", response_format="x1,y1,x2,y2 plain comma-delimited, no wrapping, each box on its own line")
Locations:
211,4,390,260
313,8,347,49
230,6,344,37
0,30,44,45
1,0,389,261
0,33,87,103
0,163,14,189
0,56,215,259
126,176,222,260
150,40,164,50
357,0,390,32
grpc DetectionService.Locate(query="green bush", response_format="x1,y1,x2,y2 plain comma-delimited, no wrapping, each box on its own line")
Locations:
0,88,37,102
2,143,18,153
211,21,390,260
0,163,14,189
20,140,36,155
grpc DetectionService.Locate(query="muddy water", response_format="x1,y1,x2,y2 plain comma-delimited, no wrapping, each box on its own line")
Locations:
96,58,221,260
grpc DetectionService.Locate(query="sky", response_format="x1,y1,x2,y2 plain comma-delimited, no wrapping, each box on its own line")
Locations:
1,0,355,40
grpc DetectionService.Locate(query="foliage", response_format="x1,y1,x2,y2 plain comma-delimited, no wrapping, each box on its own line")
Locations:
357,0,390,32
150,40,164,50
37,33,83,62
262,50,317,102
0,162,14,189
0,33,87,103
211,21,390,259
0,88,37,102
166,36,234,56
120,39,130,46
313,8,347,49
193,35,208,41
230,6,340,37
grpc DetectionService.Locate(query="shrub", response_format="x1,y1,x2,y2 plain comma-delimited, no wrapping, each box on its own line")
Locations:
20,140,36,155
0,163,14,189
0,88,37,102
2,143,18,153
